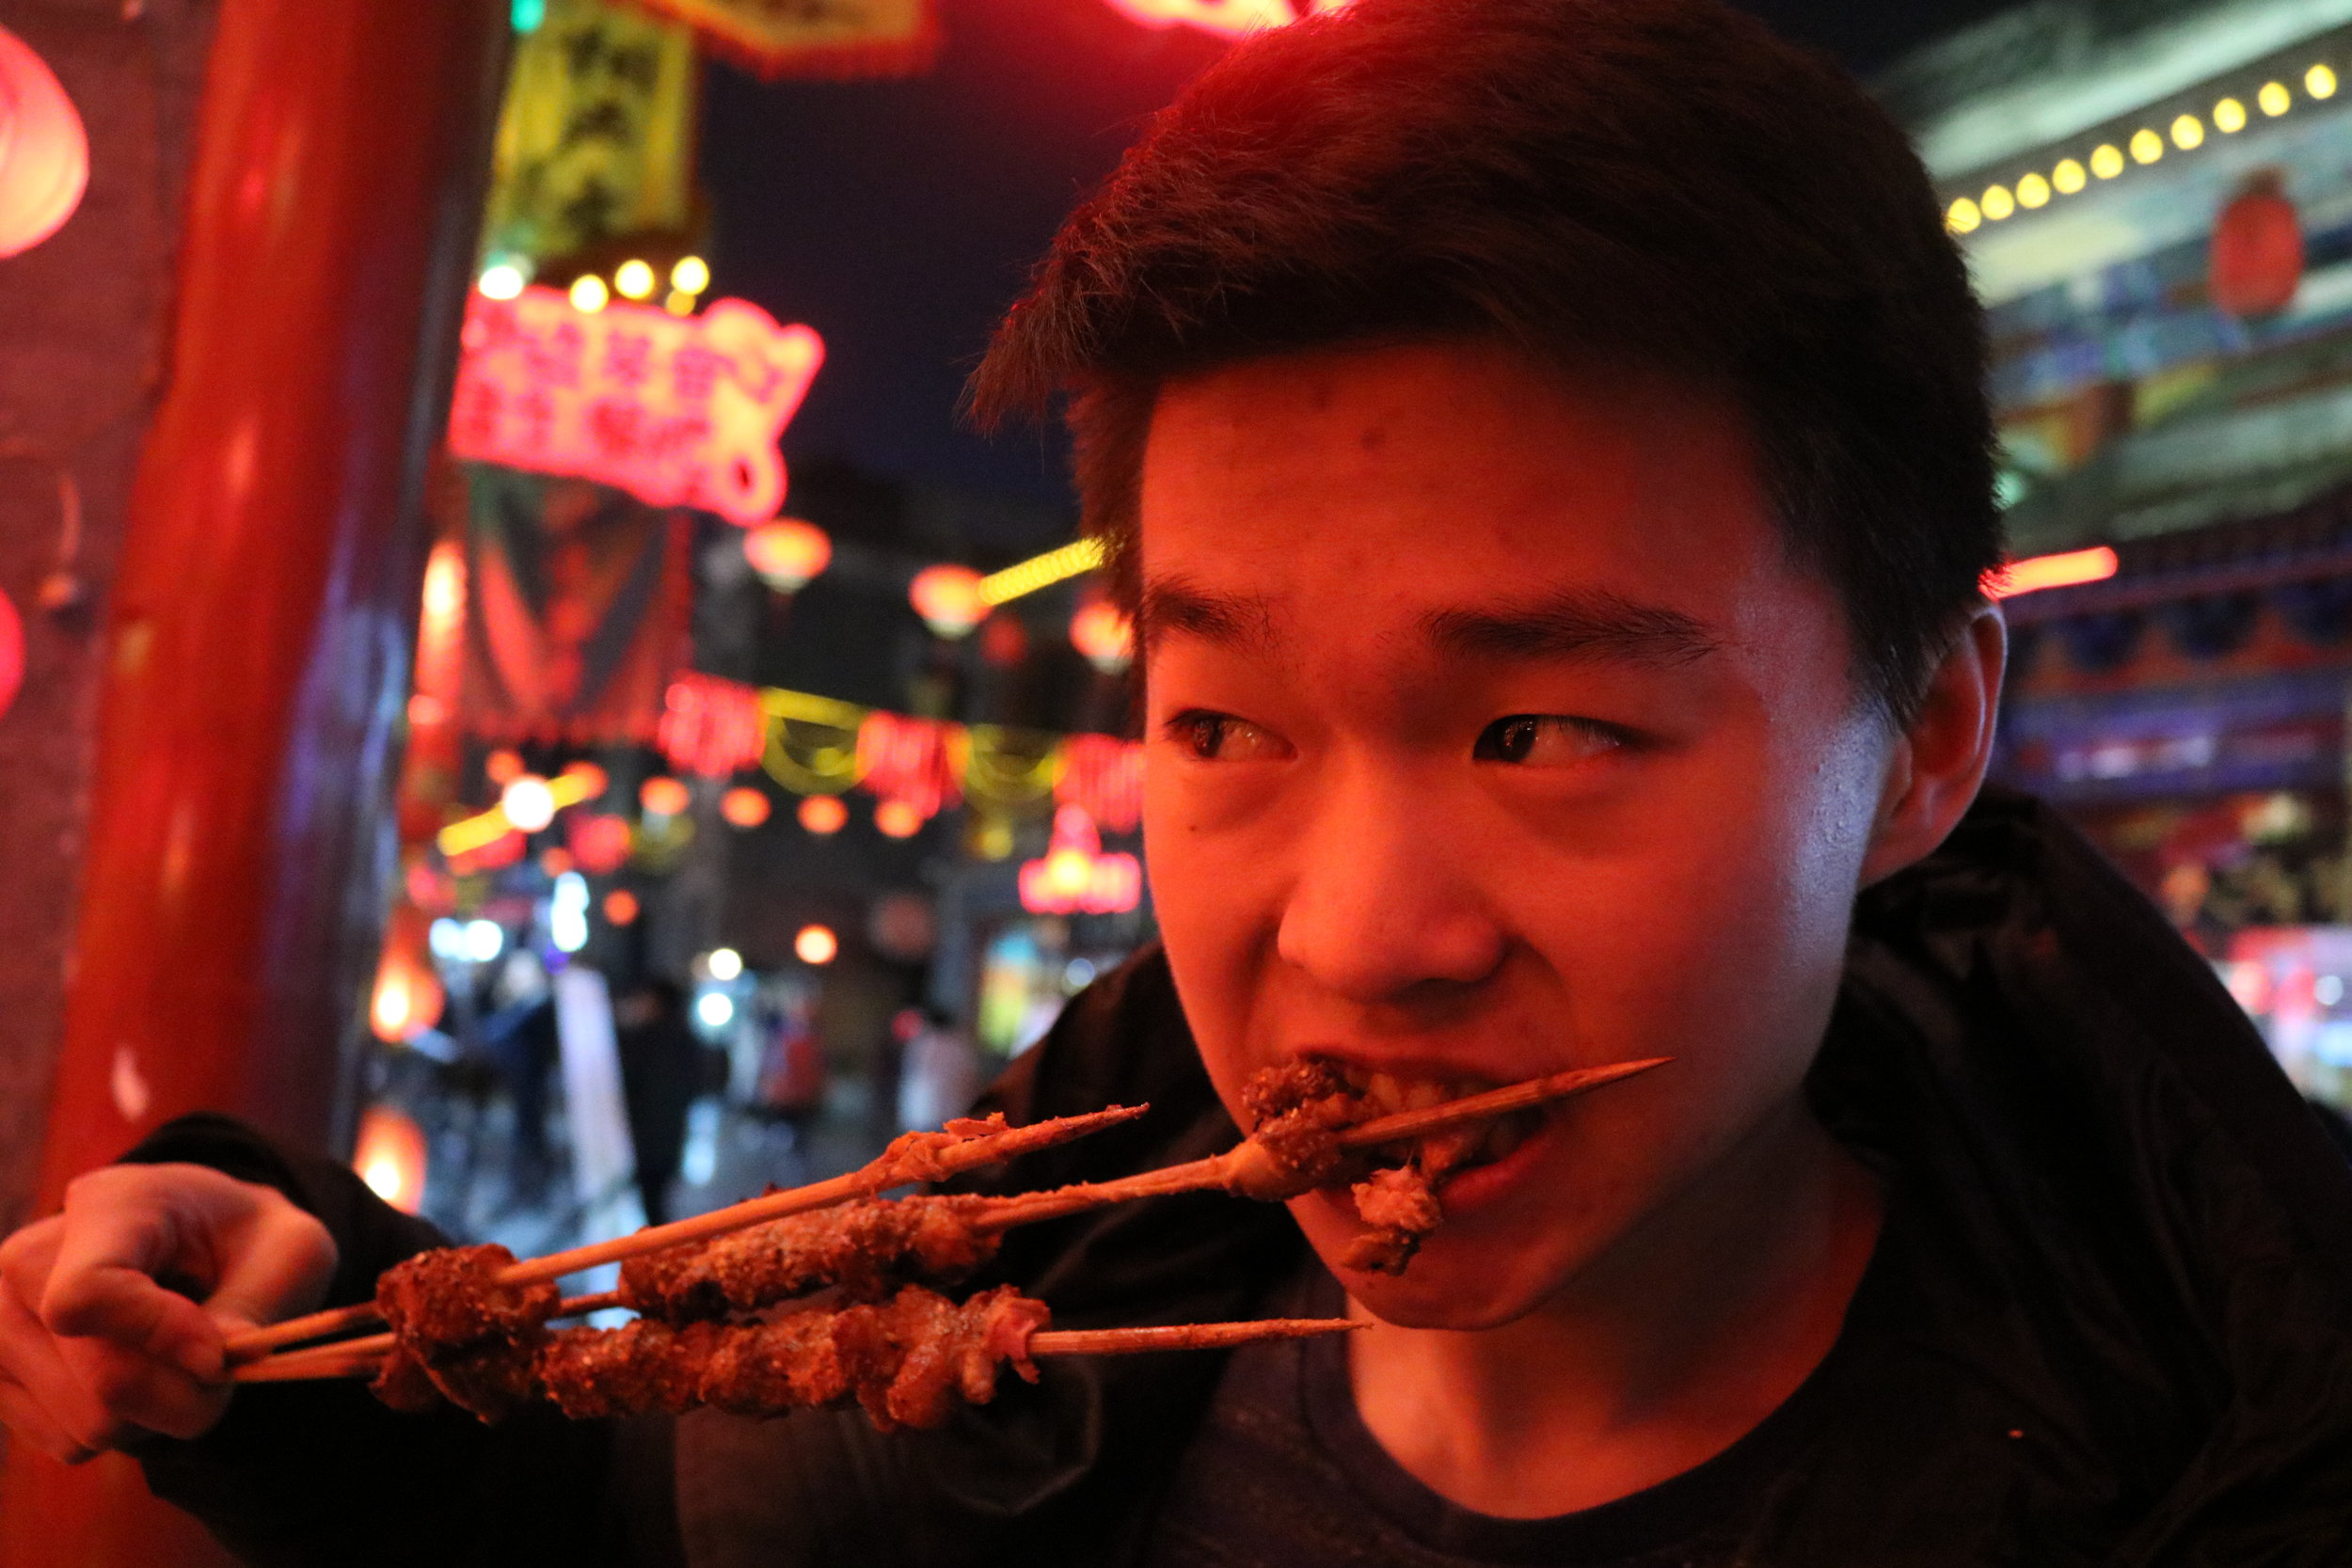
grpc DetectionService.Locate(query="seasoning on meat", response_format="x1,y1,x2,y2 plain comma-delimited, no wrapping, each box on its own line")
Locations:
620,1195,1001,1321
372,1243,562,1422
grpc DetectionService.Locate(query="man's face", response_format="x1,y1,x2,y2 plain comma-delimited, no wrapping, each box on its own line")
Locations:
1136,341,1899,1328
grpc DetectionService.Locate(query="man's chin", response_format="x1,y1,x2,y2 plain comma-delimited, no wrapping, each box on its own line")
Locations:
1295,1207,1563,1330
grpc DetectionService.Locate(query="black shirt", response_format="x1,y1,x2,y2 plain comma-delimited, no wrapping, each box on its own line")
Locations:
1143,1219,1874,1568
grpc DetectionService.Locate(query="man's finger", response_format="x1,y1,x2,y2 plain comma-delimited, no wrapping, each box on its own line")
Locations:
53,1335,230,1441
0,1265,128,1457
202,1202,338,1343
0,1370,96,1465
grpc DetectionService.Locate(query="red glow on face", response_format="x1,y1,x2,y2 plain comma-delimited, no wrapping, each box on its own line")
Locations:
1103,0,1343,39
744,517,833,591
721,785,771,828
799,794,850,835
1982,546,2120,599
448,288,824,526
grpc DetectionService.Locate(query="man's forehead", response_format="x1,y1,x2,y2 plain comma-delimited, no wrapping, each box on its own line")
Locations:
1138,574,1724,671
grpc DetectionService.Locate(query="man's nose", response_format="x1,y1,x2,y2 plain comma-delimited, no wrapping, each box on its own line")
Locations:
1273,762,1506,1003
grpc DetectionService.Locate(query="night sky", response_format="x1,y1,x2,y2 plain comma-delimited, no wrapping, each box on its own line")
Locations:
701,0,2026,527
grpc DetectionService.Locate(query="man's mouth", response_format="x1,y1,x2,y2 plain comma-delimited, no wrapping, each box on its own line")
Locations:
1332,1064,1546,1177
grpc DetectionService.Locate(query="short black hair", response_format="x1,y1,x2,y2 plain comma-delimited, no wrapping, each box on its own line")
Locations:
972,0,1999,720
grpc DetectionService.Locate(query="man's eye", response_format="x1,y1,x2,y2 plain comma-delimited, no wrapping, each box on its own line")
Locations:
1473,715,1625,766
1168,711,1287,761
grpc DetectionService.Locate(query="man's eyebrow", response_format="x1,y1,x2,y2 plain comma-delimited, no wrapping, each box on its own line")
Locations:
1137,577,1281,653
1420,591,1723,668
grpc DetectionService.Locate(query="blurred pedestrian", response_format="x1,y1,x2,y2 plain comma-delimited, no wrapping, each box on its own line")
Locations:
612,976,700,1226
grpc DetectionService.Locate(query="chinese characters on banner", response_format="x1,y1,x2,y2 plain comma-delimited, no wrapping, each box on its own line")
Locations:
449,286,824,526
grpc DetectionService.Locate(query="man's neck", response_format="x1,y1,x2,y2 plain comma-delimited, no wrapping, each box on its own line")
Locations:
1345,1098,1884,1519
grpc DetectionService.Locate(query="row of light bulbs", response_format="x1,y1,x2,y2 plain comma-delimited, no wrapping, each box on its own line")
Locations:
476,253,712,314
1946,61,2340,235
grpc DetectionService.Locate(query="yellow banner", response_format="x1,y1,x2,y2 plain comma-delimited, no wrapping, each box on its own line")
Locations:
487,0,700,261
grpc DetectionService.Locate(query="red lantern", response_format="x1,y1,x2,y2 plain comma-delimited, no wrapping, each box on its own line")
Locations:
641,774,692,816
909,564,987,639
353,1105,430,1214
721,785,771,828
0,25,89,259
1070,601,1135,673
0,585,23,723
2211,173,2304,319
744,517,832,592
569,812,633,874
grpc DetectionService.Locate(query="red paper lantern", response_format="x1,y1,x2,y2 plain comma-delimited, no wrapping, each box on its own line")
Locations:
721,785,771,828
2211,174,2304,319
744,517,832,592
0,25,89,259
641,774,692,816
798,793,849,835
1070,601,1135,673
353,1105,430,1214
569,812,634,875
909,564,987,639
0,585,23,723
604,888,641,926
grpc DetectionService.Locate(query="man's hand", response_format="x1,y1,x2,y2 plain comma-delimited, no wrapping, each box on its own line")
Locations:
0,1164,337,1463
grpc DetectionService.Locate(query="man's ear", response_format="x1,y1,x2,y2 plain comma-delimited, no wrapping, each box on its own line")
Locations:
1858,606,2008,887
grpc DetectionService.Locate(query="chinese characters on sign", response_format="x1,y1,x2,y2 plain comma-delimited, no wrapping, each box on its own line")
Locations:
449,286,824,526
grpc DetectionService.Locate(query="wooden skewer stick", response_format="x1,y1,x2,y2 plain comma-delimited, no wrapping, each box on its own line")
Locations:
238,1058,1664,1367
224,1103,1148,1363
234,1317,1360,1384
983,1055,1672,1228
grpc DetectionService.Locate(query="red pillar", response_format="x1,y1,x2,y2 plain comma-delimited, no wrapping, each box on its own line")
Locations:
0,2,505,1562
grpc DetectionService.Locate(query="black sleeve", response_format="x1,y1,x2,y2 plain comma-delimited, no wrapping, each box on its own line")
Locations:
115,1113,683,1568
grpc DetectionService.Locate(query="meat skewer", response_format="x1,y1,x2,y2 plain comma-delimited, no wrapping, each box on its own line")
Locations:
237,1053,1667,1398
236,1285,1359,1436
224,1102,1148,1362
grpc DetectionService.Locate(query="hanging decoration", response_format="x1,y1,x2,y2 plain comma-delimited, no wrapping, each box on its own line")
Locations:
370,905,447,1043
1057,733,1143,834
569,811,635,874
743,516,832,591
657,672,1145,835
2211,171,2304,319
630,0,941,81
1020,804,1143,915
798,793,849,834
875,800,924,838
450,287,824,526
0,584,23,723
660,669,771,776
0,24,89,260
353,1105,431,1213
857,708,964,821
459,467,695,744
480,0,699,265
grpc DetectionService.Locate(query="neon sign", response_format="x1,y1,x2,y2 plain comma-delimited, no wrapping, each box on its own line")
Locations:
1020,804,1142,916
449,285,823,526
1103,0,1345,41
